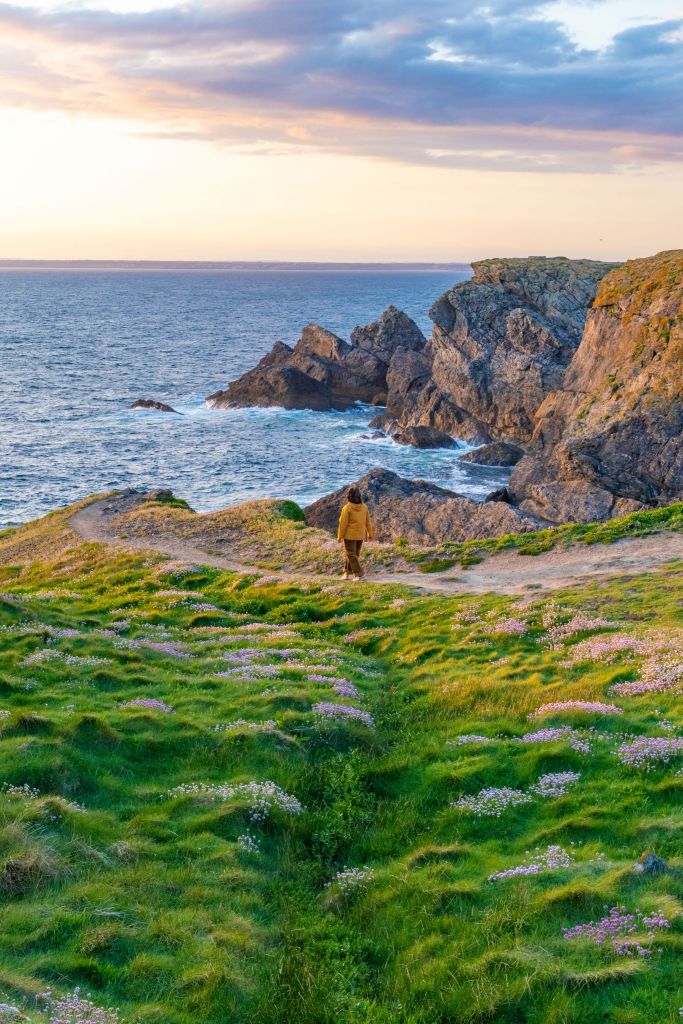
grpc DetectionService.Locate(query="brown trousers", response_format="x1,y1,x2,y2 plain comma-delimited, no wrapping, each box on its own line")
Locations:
343,538,364,577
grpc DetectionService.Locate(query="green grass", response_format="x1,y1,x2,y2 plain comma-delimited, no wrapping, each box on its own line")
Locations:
2,505,683,1021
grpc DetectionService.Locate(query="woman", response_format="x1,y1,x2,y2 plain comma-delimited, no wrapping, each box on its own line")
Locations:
337,486,373,580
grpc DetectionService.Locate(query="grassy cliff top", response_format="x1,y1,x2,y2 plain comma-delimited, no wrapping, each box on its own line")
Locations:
2,506,683,1022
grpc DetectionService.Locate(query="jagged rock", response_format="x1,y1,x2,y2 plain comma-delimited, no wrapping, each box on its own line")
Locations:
206,366,353,412
392,426,457,449
368,414,400,434
132,399,181,414
418,257,621,443
510,250,683,523
458,442,524,467
207,306,426,411
144,489,173,500
303,468,543,545
485,487,511,504
633,851,668,876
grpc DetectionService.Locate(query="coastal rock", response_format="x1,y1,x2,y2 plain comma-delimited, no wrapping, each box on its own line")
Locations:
206,366,353,412
510,250,683,523
458,442,524,467
485,487,511,503
420,257,621,443
303,468,543,545
391,425,457,449
207,306,427,411
132,399,181,414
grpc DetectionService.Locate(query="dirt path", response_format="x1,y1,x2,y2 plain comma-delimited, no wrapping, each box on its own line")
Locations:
70,495,683,597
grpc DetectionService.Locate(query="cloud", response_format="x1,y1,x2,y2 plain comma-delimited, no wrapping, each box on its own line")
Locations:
0,0,682,171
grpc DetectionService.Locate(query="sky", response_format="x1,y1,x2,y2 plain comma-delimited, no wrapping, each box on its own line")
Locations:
0,0,681,261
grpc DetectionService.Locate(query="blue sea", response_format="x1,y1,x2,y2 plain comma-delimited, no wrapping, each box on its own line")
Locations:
0,269,511,529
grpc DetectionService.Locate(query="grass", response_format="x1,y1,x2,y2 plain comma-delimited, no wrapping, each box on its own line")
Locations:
2,501,683,1021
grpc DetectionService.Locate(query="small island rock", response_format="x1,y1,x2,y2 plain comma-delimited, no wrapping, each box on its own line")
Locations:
132,399,182,414
458,442,524,466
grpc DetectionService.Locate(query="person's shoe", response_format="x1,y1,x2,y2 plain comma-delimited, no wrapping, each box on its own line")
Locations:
342,572,352,579
353,574,365,581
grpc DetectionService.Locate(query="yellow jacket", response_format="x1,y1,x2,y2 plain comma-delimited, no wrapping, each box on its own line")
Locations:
337,502,373,541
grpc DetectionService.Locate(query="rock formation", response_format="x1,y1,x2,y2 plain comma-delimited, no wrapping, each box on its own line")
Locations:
384,257,620,444
457,442,524,467
132,399,181,414
206,365,353,412
206,306,426,410
303,468,542,545
510,250,683,523
391,425,457,449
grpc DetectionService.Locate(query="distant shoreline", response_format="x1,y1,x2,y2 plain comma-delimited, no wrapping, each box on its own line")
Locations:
0,259,472,273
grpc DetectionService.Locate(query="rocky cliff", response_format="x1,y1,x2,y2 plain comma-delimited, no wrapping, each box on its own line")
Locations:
510,250,683,523
303,468,542,545
383,257,621,444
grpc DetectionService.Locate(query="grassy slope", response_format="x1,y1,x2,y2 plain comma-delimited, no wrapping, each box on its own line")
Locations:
2,507,683,1022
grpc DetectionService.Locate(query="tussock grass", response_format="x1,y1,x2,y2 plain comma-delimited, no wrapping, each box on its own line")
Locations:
2,503,683,1021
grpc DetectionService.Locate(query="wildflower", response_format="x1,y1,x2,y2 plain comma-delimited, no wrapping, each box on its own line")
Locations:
324,865,374,896
489,845,575,880
515,727,591,754
447,735,492,746
312,702,375,729
563,905,670,956
494,618,527,636
452,787,532,817
528,701,622,719
528,771,581,798
118,698,176,713
252,576,282,587
168,780,302,821
214,720,276,732
616,736,683,770
37,987,122,1023
237,834,260,854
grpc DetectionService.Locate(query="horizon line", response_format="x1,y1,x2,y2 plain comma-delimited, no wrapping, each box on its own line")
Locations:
0,259,473,272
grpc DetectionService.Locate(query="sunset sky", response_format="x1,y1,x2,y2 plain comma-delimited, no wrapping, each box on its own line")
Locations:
1,0,681,261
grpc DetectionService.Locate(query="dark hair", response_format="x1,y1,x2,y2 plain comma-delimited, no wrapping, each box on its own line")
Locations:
347,487,362,504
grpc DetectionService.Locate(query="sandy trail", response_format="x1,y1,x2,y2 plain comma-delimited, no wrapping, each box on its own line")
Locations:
70,495,683,597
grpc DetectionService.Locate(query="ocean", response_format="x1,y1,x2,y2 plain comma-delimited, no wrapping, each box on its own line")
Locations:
0,269,511,529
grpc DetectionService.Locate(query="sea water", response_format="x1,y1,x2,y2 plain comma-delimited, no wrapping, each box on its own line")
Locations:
0,269,511,528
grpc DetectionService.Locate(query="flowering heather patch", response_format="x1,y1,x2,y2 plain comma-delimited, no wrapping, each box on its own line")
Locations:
390,599,406,608
538,612,619,650
36,986,125,1023
488,844,575,880
312,702,375,728
515,727,592,754
179,601,219,612
324,865,375,897
22,651,109,667
563,906,670,956
1,782,40,802
528,771,581,798
0,711,10,721
447,735,493,746
154,589,204,599
118,698,176,713
451,604,481,624
616,736,683,770
252,576,283,587
528,701,622,719
142,640,195,658
493,617,527,636
453,787,532,817
168,781,303,821
213,665,282,679
343,627,395,644
24,589,83,600
44,626,82,638
237,834,260,853
331,679,362,699
214,720,277,732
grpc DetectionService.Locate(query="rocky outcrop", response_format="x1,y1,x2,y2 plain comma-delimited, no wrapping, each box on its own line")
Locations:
132,399,181,414
391,426,457,449
384,257,620,444
458,442,524,467
510,250,683,523
206,366,353,412
303,468,543,545
207,306,426,411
